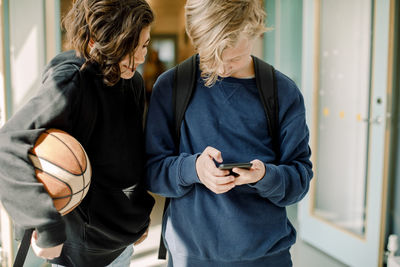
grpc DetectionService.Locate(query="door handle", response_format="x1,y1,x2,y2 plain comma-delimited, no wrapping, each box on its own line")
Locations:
363,113,391,125
363,116,383,124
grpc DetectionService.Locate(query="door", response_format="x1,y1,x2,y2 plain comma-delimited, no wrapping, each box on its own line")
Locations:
299,0,395,266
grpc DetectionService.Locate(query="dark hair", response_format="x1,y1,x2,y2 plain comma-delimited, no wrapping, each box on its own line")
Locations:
63,0,154,86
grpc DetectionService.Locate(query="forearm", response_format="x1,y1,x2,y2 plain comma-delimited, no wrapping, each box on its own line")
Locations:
249,157,313,206
146,152,200,198
0,68,78,245
0,130,66,247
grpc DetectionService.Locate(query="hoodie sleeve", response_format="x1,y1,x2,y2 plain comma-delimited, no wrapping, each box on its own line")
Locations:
249,72,313,207
145,69,200,198
0,63,81,247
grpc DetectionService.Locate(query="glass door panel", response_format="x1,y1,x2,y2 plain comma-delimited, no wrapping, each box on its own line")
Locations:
313,0,372,236
299,0,394,266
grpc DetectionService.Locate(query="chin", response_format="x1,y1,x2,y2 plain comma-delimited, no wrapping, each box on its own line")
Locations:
121,72,135,80
219,73,231,78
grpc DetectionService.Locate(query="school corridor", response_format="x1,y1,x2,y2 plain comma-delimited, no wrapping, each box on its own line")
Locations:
0,0,399,266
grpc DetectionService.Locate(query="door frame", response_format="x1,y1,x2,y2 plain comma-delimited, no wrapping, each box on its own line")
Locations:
298,0,396,266
0,0,14,266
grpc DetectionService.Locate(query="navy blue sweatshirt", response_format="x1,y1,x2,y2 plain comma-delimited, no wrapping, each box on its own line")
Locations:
145,59,313,266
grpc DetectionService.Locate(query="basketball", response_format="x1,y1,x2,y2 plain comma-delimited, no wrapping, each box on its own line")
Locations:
28,128,91,215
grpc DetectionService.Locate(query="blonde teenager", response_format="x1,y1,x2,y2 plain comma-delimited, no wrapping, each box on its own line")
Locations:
145,0,313,266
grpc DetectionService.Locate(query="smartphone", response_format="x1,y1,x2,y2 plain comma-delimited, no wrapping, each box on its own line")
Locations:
218,162,252,170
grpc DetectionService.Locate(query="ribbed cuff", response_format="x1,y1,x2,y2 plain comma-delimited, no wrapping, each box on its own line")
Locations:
179,153,201,186
248,163,279,195
36,220,66,248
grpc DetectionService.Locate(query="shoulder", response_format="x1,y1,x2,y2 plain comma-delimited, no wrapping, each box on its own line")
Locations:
272,69,307,126
42,51,83,88
151,68,175,98
274,69,304,109
274,70,301,98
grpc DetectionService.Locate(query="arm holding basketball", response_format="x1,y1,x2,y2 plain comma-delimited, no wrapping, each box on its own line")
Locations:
0,65,80,247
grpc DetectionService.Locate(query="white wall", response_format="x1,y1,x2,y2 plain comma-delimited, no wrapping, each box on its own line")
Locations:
8,0,46,115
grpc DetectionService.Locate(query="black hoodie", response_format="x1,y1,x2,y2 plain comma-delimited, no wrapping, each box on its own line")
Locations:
0,50,154,266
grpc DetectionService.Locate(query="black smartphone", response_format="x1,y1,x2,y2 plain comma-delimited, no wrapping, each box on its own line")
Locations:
218,162,252,170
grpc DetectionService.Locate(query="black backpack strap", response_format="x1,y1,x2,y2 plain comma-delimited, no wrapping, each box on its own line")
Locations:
158,55,198,260
172,54,198,148
13,228,33,267
252,56,280,161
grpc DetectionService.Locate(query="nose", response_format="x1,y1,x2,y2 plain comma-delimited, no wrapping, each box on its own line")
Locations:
135,49,147,65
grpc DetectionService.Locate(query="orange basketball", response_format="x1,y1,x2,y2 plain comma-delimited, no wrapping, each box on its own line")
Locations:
28,129,91,215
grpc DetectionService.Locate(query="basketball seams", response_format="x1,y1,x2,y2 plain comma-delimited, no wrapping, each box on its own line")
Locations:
52,182,90,199
44,130,88,173
29,152,90,214
46,130,88,206
28,153,90,191
28,151,85,177
30,153,91,215
30,129,91,215
29,153,74,211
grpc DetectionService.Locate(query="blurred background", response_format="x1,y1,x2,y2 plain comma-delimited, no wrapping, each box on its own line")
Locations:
0,0,399,266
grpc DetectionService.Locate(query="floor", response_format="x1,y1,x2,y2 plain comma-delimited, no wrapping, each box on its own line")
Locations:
130,194,167,267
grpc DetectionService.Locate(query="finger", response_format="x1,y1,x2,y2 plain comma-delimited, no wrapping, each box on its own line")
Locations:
214,175,235,185
251,160,266,177
250,159,263,169
204,146,223,163
32,230,38,240
202,177,235,194
134,234,147,245
213,182,236,194
234,176,248,186
210,167,230,177
204,172,235,186
232,167,247,176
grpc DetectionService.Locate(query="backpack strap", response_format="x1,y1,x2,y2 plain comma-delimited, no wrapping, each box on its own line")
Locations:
158,54,198,260
252,56,280,161
172,54,198,149
12,229,33,267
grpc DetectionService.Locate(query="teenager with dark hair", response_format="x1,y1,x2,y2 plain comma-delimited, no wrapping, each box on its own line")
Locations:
0,0,155,266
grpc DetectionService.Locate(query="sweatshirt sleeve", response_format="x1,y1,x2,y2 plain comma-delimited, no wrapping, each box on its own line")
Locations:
145,69,200,198
249,72,313,207
0,64,80,247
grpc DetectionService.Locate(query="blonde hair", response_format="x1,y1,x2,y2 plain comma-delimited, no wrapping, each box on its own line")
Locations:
185,0,267,86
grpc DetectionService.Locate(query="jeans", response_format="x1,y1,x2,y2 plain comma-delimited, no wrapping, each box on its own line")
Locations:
52,245,133,267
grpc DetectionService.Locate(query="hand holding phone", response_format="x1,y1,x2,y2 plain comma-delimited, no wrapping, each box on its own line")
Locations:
218,162,252,177
230,160,265,185
218,162,253,170
196,146,236,194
